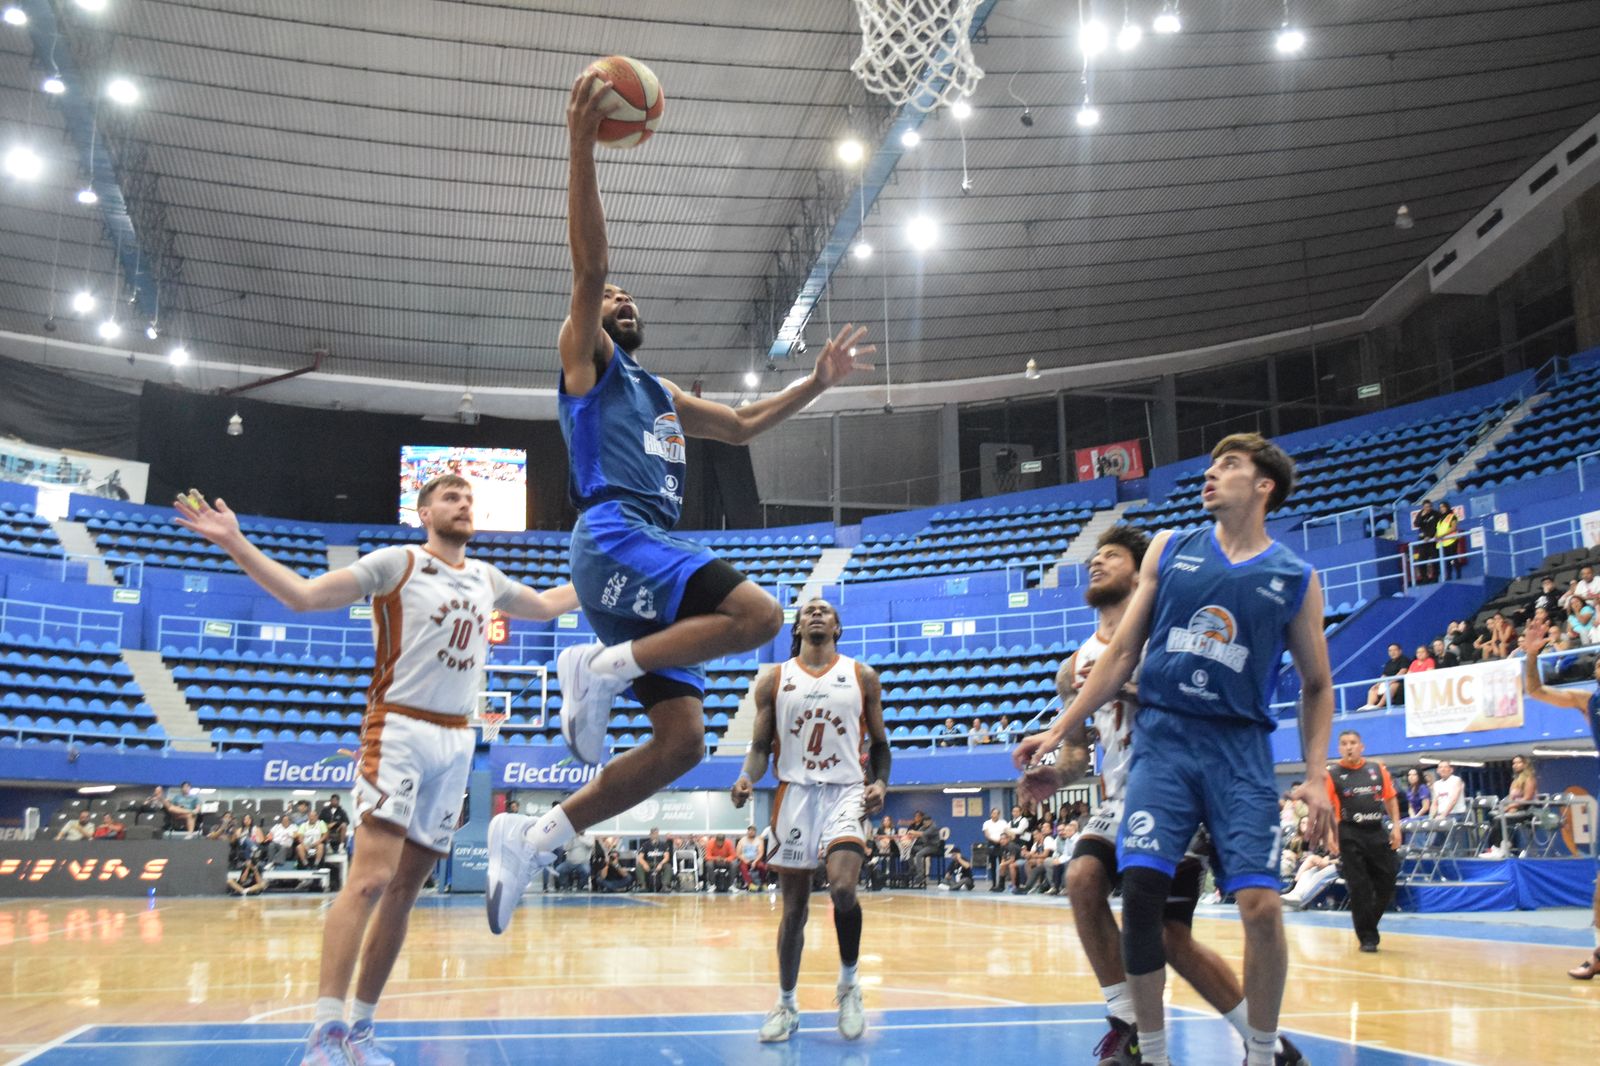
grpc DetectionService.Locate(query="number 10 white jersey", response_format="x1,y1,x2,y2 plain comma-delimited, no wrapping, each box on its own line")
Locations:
773,654,866,786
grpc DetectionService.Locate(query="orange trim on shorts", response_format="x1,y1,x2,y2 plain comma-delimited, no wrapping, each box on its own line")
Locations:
359,705,388,789
825,834,868,854
769,781,789,835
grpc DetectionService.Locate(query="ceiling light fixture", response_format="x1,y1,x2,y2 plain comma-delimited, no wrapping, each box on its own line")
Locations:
1080,19,1110,58
950,98,972,121
851,239,873,260
1394,203,1414,230
1024,358,1041,380
456,390,479,425
97,319,121,340
71,291,96,314
743,370,760,389
168,345,189,366
42,75,66,94
1153,3,1182,34
3,145,43,180
1076,99,1101,128
1117,22,1142,52
75,0,108,12
145,322,159,340
105,78,139,105
906,215,938,251
899,128,920,149
226,412,243,437
3,7,27,27
1275,0,1305,55
836,137,865,164
77,186,98,205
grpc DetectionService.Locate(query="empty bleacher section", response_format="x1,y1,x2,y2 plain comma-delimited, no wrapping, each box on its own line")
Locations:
0,501,64,561
1126,395,1518,536
75,502,326,577
875,644,1068,750
1458,361,1600,493
0,630,160,750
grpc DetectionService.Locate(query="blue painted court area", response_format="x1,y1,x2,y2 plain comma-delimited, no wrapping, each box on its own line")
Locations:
24,1003,1451,1065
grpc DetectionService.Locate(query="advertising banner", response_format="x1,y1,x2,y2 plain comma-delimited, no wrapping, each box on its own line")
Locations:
0,840,228,898
1403,659,1525,738
0,437,147,503
1075,439,1145,482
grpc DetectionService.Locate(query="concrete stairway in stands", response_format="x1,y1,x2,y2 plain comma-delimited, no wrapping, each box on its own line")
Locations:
1425,392,1544,502
48,519,118,586
122,649,212,753
1040,500,1140,588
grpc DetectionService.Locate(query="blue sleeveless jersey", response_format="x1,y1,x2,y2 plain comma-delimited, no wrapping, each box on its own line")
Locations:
1588,690,1600,752
1138,527,1313,730
558,341,686,529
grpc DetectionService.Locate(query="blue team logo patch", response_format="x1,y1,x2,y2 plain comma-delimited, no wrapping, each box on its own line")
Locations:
1187,605,1235,644
643,413,686,464
1165,605,1250,672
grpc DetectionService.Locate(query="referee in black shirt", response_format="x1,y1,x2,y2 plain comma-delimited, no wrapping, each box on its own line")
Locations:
1326,729,1402,952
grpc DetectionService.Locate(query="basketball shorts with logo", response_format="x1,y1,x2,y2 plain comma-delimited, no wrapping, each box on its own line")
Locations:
1115,705,1281,894
352,710,475,854
569,499,723,693
768,781,868,870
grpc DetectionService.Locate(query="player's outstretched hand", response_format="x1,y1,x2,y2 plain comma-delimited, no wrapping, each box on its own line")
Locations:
567,70,620,146
1521,615,1551,657
812,323,876,389
864,780,886,816
1296,776,1334,842
1017,764,1062,805
173,490,241,546
730,775,753,809
1011,731,1052,772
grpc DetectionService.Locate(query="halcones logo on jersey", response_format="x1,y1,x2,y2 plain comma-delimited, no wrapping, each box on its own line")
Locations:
643,412,686,464
1165,605,1250,671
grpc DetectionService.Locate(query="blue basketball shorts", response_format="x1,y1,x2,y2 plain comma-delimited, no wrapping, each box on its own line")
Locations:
1115,706,1283,894
569,500,721,693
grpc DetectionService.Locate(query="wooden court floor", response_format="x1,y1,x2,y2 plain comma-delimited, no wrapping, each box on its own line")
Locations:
2,888,1597,1064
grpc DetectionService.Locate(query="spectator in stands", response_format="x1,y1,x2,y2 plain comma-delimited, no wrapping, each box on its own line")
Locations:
1475,614,1515,660
931,717,965,748
1022,820,1055,894
1361,644,1410,709
1532,577,1566,626
55,810,93,841
318,794,350,853
981,807,1008,885
297,813,329,868
1009,803,1034,846
1482,755,1538,858
994,831,1022,892
505,800,520,814
597,848,631,892
166,782,200,833
1412,500,1442,584
1448,619,1481,664
1403,768,1432,820
992,715,1016,745
967,718,990,746
1408,645,1436,673
704,834,737,892
94,812,125,840
1430,638,1459,670
207,812,238,855
1280,836,1340,910
636,828,672,892
906,811,941,885
290,799,313,826
736,825,766,890
1564,600,1597,649
942,845,974,890
551,831,593,891
1562,565,1600,610
1435,500,1464,579
1047,820,1078,894
235,814,263,862
266,813,299,867
228,854,264,897
1431,761,1467,819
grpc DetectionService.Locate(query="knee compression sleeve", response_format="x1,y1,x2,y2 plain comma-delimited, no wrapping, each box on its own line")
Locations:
1121,865,1174,976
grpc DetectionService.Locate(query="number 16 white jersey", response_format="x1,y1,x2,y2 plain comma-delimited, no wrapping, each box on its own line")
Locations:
773,655,866,786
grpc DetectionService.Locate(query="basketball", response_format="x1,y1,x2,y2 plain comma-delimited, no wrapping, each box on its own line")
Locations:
584,55,664,149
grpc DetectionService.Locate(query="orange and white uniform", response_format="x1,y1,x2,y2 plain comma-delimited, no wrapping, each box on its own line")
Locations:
1073,630,1139,845
767,654,869,870
347,545,521,852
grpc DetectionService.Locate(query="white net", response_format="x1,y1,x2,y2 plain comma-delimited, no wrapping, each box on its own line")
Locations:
850,0,985,113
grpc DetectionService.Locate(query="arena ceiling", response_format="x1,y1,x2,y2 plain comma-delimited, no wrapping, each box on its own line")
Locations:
2,0,1599,413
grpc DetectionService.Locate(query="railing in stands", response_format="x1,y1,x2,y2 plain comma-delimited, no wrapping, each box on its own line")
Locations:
57,552,144,588
838,604,1100,662
0,597,123,647
1578,449,1600,493
1301,505,1380,549
158,615,374,662
1488,514,1596,576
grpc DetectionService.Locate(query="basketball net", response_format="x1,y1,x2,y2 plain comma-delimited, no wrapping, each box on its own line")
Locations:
850,0,985,112
477,711,508,744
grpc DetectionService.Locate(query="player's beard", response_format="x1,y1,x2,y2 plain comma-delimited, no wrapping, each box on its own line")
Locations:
432,515,473,546
602,313,644,354
1083,575,1133,610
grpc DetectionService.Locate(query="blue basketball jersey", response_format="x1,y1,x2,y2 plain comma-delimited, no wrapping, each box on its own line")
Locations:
1588,690,1600,752
1138,526,1313,729
558,340,686,529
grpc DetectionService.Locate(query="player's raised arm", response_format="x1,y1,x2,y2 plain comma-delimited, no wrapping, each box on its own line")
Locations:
174,492,363,613
498,582,580,623
1286,569,1335,839
558,71,621,398
860,663,890,815
732,666,779,808
1013,530,1170,770
665,324,875,445
1521,616,1591,711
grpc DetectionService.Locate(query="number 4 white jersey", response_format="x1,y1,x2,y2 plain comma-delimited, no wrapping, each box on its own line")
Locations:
773,655,866,786
1074,631,1136,800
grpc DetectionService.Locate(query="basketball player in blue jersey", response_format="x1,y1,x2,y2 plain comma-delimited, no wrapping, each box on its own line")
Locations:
1519,615,1600,979
485,70,874,935
1016,432,1334,1066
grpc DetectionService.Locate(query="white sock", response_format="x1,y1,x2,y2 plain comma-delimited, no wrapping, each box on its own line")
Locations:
313,996,344,1028
351,998,377,1028
839,962,858,986
1246,1027,1278,1066
525,805,575,853
592,640,644,682
1223,998,1250,1040
1100,981,1135,1025
1140,1028,1168,1066
1593,926,1600,950
779,987,797,1009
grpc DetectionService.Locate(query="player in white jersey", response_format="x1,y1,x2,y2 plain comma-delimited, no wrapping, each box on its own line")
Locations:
176,476,575,1066
731,598,889,1045
1020,526,1304,1066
